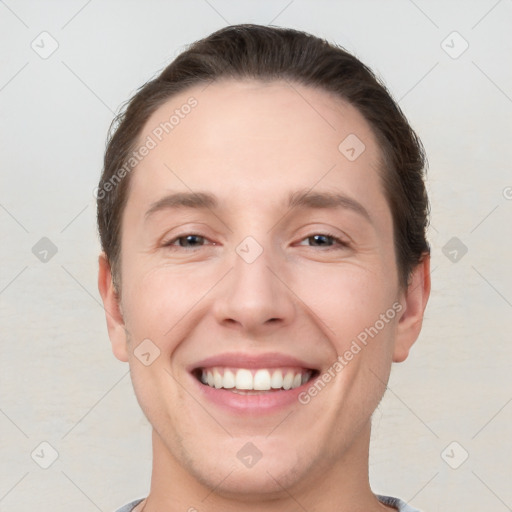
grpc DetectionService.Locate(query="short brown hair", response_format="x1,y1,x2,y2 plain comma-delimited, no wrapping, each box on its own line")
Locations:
97,23,429,291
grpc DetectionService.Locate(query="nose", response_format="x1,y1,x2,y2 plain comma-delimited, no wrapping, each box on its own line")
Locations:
212,243,296,335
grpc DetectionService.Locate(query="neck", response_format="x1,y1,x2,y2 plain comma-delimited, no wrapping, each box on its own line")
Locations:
140,421,392,512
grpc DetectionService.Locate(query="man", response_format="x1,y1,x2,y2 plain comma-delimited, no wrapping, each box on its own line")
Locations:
97,24,430,512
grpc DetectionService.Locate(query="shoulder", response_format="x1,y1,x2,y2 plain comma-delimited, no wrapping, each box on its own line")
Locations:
377,494,422,512
113,499,144,512
115,496,418,512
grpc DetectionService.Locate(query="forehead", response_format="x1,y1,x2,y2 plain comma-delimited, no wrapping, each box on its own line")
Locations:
139,78,380,161
126,79,389,221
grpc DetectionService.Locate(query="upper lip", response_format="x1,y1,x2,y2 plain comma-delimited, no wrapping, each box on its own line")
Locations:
188,352,318,372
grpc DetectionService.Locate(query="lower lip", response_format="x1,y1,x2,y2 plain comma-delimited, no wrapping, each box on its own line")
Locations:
189,372,317,414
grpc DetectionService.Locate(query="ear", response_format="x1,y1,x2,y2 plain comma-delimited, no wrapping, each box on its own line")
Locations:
97,252,129,362
393,254,431,362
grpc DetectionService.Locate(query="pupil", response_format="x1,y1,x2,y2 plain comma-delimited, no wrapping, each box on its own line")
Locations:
182,235,201,246
312,235,330,246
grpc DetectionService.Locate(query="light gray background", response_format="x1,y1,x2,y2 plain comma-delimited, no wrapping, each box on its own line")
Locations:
1,1,511,511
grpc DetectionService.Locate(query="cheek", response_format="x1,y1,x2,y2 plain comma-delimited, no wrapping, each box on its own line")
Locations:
121,262,214,349
293,261,399,401
294,262,397,340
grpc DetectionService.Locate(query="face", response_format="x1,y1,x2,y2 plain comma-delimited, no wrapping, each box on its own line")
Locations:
99,79,428,498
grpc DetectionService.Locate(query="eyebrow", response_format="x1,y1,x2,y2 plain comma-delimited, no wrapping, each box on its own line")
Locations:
144,189,372,223
287,189,372,223
144,192,218,220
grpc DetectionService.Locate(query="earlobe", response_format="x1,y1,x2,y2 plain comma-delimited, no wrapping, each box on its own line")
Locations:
97,253,129,362
393,254,431,362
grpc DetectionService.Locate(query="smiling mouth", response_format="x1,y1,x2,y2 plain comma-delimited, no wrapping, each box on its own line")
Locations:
192,367,319,394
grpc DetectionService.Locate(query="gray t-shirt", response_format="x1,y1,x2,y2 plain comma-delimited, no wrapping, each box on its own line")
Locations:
115,495,420,511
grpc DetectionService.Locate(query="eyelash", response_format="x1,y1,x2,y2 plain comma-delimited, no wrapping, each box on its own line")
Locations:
161,232,349,250
298,232,349,249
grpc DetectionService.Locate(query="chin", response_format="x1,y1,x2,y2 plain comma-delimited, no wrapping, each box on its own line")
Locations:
196,460,305,499
184,437,314,499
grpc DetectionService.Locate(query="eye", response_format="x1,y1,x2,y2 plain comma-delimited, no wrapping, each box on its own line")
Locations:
298,233,348,248
162,234,211,249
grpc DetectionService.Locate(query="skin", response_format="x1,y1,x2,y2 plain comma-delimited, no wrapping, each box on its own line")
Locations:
98,79,430,512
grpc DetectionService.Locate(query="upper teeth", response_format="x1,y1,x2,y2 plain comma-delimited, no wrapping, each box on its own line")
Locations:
200,367,312,391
